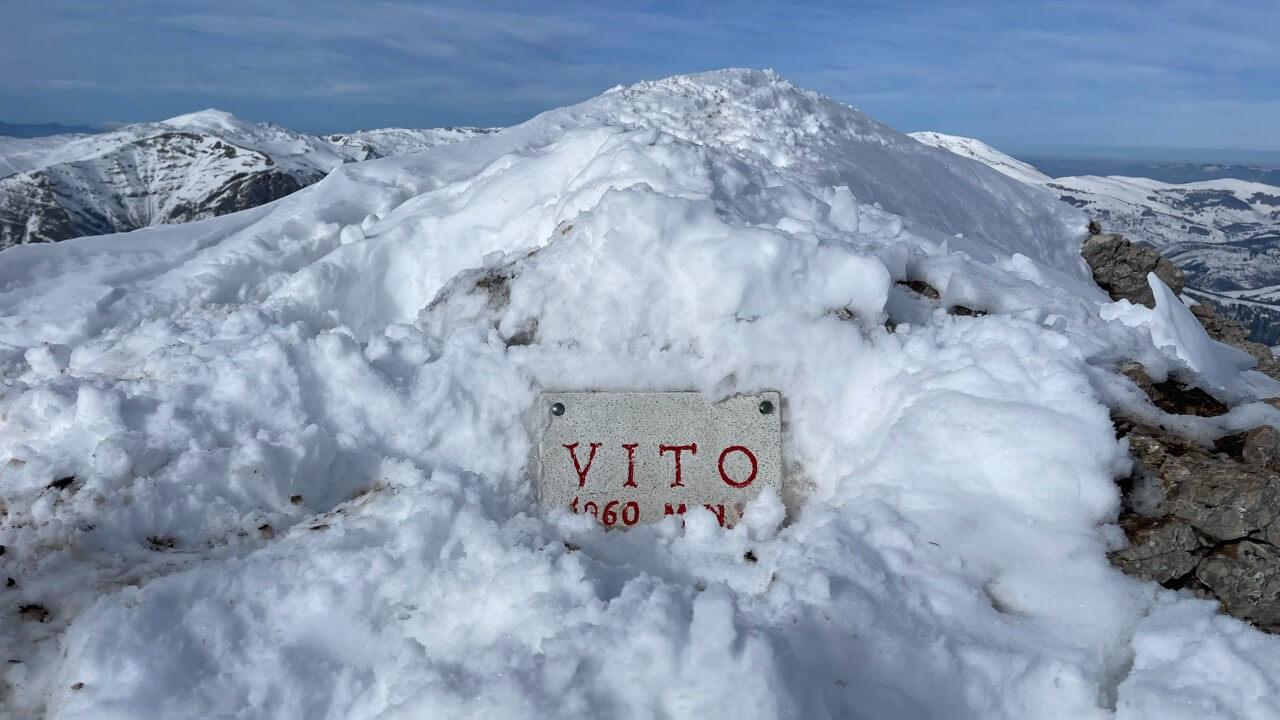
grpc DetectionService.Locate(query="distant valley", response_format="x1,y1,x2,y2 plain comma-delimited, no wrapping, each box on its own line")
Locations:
1024,157,1280,186
913,131,1280,345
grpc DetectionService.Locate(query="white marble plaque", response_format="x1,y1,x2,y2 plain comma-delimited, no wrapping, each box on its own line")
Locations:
538,391,782,528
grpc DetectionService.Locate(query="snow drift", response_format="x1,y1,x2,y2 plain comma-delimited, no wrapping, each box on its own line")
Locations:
1,69,1278,719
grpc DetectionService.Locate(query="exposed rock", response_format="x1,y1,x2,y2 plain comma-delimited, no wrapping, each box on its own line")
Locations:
1114,417,1280,631
1109,515,1204,584
1197,541,1280,630
0,115,491,250
1124,421,1280,545
1119,362,1228,417
0,172,78,247
895,279,939,301
167,169,305,225
17,603,49,623
948,305,987,317
1243,425,1280,472
1191,300,1252,346
1082,231,1184,308
1109,278,1280,628
1154,451,1280,544
1084,224,1280,380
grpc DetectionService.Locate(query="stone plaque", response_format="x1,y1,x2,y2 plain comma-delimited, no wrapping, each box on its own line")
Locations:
538,391,782,528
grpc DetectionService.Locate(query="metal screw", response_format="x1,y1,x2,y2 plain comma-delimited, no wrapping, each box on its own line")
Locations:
551,402,565,416
759,399,775,415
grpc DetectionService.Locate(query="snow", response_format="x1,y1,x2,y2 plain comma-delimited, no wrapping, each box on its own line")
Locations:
0,109,494,250
0,109,489,183
914,131,1280,312
909,131,1053,185
325,127,498,161
911,130,1280,250
1097,274,1280,402
2,68,1279,719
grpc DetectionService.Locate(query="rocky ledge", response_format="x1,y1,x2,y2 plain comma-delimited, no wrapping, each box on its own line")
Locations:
1088,221,1280,632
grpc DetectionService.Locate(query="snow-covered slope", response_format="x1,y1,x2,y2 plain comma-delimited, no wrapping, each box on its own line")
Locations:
322,126,498,162
2,70,1279,719
0,111,493,248
909,131,1052,185
914,131,1280,344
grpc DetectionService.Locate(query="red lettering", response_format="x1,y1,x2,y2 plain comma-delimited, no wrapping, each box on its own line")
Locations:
574,499,642,528
564,442,602,487
703,504,726,527
622,443,639,487
660,443,697,487
664,503,687,516
718,445,758,488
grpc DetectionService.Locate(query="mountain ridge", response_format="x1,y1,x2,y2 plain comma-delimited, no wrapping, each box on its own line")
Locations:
0,111,496,248
913,130,1280,345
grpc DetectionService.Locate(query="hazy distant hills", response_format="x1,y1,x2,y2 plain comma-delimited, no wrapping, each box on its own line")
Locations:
913,131,1280,345
1025,157,1280,186
0,121,105,138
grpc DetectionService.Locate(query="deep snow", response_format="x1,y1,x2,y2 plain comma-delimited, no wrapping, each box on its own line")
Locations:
1,69,1279,719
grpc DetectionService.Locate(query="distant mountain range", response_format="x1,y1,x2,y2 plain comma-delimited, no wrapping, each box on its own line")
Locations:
0,110,494,248
913,131,1280,345
1023,157,1280,186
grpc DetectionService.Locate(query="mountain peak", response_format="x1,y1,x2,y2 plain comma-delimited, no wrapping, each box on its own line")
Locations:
159,108,254,134
910,131,1051,184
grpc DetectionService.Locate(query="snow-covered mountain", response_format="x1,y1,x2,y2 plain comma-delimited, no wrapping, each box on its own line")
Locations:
3,70,1280,719
909,130,1053,186
0,110,493,248
1028,156,1280,186
913,131,1280,344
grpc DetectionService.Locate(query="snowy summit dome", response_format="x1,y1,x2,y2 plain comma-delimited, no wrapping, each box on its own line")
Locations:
159,108,255,134
1,69,1278,719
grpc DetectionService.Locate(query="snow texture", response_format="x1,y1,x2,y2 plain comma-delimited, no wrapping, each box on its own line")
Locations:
1,69,1278,719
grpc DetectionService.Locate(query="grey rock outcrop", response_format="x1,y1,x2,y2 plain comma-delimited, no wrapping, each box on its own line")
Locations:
1109,515,1203,584
167,170,303,225
0,173,78,247
1082,229,1185,308
1114,420,1280,630
1089,222,1280,632
1119,362,1228,417
1197,541,1280,630
1243,425,1280,472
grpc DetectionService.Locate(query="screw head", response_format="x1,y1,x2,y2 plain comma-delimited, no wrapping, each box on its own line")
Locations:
759,399,775,415
550,402,565,416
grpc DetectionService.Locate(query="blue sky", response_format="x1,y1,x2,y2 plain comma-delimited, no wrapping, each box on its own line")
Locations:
4,0,1278,152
